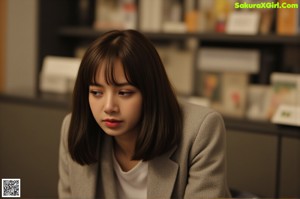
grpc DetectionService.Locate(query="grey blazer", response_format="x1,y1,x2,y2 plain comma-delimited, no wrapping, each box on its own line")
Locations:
58,102,231,199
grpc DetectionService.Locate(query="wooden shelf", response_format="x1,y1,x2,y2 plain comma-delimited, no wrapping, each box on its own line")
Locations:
58,26,300,44
223,117,300,139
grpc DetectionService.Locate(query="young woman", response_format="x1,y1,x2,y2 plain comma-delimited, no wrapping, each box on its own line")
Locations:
58,29,231,199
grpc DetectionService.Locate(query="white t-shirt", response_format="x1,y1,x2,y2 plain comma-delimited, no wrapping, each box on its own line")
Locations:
112,152,148,199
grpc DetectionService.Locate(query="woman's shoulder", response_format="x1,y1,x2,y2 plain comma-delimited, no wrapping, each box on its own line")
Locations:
179,100,225,141
60,113,72,141
181,101,216,117
62,113,72,129
180,100,224,125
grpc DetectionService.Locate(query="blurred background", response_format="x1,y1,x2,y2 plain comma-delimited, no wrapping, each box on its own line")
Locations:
0,0,299,198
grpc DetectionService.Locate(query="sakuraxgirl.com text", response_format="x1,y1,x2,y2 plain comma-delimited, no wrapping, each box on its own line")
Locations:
235,2,299,9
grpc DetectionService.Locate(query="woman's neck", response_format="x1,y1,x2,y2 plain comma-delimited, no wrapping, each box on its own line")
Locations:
113,133,140,172
114,136,136,159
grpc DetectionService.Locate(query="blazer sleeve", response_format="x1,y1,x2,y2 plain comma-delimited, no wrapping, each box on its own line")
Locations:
58,114,72,198
184,111,231,198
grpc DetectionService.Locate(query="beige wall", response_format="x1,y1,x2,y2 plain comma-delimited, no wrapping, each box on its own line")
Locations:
0,0,6,91
5,0,38,93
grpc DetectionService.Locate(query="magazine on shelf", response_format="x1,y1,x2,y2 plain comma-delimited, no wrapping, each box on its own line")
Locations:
198,71,249,118
219,72,249,118
266,72,300,119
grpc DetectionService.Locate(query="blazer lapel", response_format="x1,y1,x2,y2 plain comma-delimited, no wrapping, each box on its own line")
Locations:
71,135,118,199
147,147,178,199
98,135,118,199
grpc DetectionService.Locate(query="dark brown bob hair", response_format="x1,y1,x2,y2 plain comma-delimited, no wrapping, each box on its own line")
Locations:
68,29,183,165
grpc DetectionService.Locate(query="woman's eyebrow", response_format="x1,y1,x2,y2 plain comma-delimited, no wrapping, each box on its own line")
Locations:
89,82,131,87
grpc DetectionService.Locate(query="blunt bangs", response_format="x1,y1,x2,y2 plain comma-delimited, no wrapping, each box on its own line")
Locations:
88,37,137,88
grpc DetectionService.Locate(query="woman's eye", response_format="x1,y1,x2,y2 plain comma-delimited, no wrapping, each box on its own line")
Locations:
119,91,134,96
90,90,103,97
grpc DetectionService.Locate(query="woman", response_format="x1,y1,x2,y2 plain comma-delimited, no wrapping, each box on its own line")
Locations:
58,29,231,198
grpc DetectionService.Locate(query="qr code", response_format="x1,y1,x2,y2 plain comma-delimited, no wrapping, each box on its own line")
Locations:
2,179,21,198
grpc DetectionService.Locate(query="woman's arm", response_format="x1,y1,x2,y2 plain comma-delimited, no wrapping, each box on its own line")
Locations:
184,111,231,198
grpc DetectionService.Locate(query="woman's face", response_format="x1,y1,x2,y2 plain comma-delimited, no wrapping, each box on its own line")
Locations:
88,59,143,140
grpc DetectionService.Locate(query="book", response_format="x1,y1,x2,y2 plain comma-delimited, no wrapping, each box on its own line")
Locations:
198,71,249,118
260,9,275,34
276,0,299,35
139,0,163,32
185,10,199,32
198,71,222,104
94,0,137,30
120,0,137,29
94,0,122,30
219,72,249,118
197,0,216,32
198,47,260,73
162,0,186,33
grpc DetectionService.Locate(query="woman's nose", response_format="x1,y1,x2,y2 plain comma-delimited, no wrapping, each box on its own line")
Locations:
104,95,119,114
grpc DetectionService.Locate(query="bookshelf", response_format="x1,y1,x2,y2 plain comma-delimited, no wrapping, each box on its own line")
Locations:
35,0,300,197
39,1,300,135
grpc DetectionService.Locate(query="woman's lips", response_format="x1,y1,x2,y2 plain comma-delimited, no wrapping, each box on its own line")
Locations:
103,119,122,128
